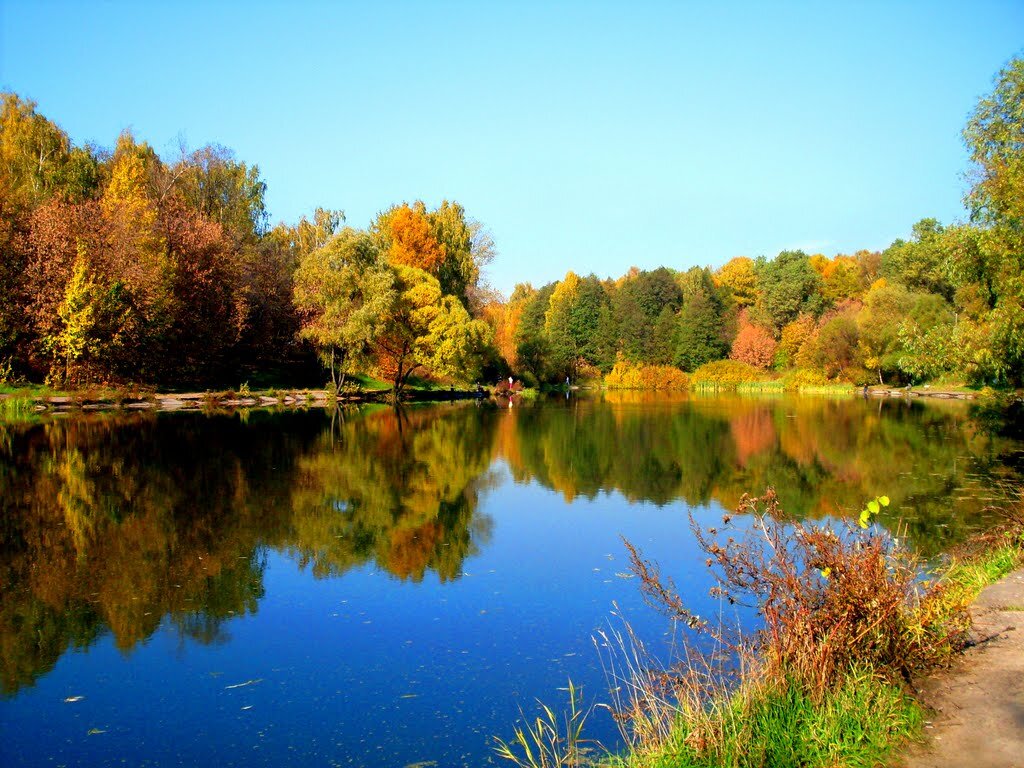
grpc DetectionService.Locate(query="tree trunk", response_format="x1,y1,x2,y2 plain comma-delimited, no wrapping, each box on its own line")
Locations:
329,347,338,396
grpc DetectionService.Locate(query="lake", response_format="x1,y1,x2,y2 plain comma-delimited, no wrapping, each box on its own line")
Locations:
1,393,1022,767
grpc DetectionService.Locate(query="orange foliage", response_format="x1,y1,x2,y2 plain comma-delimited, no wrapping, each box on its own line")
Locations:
382,204,446,273
385,521,443,582
484,299,520,369
730,323,777,370
730,407,777,467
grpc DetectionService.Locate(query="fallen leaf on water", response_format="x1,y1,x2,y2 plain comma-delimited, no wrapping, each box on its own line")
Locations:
224,678,263,690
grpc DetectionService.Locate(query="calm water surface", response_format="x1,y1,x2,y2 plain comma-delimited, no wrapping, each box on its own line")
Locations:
1,393,1022,767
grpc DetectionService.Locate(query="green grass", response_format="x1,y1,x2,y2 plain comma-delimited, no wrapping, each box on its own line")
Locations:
608,667,921,768
0,395,38,420
943,539,1022,599
734,381,785,393
0,383,64,397
795,384,857,395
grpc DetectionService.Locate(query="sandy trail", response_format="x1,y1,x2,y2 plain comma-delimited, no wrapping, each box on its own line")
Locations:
902,569,1024,768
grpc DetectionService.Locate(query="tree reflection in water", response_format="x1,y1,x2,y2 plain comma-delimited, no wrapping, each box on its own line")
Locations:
1,394,1020,695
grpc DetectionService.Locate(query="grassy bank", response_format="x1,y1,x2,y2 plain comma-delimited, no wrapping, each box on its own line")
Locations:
600,360,993,399
497,491,1024,768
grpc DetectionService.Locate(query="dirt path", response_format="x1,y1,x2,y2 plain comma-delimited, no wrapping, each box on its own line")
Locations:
902,569,1024,768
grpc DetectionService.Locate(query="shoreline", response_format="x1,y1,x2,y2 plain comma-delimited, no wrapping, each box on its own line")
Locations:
0,386,488,413
0,383,987,416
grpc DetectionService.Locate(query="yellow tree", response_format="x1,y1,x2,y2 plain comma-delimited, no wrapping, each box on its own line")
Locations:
714,256,758,307
373,265,491,397
43,245,98,384
101,132,173,342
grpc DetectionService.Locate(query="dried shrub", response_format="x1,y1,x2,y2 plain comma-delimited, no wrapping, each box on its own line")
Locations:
625,490,970,698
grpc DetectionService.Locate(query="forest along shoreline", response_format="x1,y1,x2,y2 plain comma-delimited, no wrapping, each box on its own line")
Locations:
0,384,990,415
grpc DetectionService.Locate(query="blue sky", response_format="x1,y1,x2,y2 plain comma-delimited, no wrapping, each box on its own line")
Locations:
1,1,1021,296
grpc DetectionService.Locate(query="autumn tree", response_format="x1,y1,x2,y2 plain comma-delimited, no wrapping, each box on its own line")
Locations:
776,313,817,369
174,144,268,245
0,93,90,208
374,202,446,273
373,265,491,397
714,256,758,307
730,314,777,370
819,254,865,305
43,246,98,384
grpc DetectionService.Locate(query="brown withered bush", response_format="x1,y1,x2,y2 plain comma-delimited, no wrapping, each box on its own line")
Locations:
625,489,970,698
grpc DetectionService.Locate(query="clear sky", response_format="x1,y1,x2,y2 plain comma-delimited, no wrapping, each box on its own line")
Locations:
1,0,1021,296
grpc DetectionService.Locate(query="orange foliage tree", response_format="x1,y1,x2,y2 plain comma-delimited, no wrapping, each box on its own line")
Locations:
730,314,777,370
375,203,446,273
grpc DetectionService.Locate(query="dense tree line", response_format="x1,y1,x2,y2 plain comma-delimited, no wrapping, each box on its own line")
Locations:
496,58,1024,388
0,95,497,390
1,57,1021,391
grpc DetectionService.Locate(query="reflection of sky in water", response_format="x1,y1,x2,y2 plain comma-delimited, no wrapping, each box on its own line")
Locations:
1,396,1021,767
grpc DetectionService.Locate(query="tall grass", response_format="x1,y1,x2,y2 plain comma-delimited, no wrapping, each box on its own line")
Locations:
0,394,39,423
494,680,595,768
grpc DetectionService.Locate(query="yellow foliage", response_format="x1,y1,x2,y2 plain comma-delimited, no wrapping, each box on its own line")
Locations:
714,256,758,307
690,359,766,388
604,361,689,390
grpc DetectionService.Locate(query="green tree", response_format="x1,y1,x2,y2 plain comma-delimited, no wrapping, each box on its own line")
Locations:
675,287,728,371
175,144,268,245
881,218,955,301
544,272,610,377
857,282,910,384
613,267,683,362
293,229,396,394
750,250,824,334
961,57,1024,383
514,282,557,383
